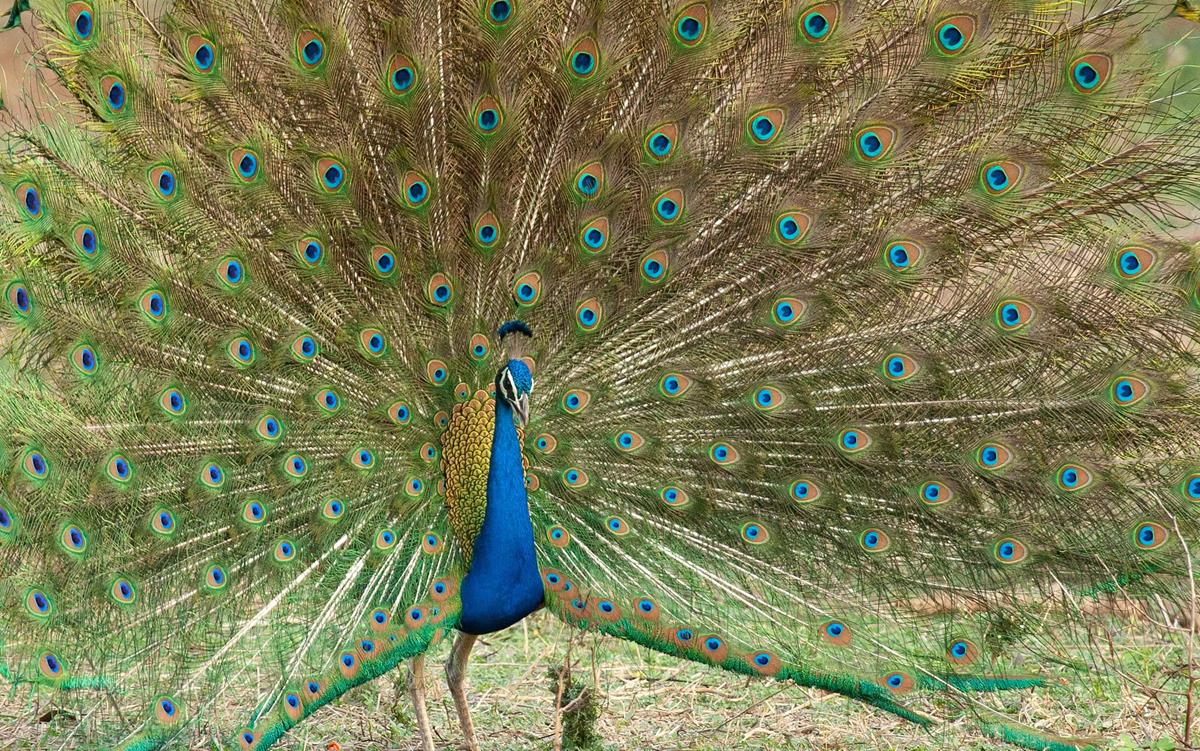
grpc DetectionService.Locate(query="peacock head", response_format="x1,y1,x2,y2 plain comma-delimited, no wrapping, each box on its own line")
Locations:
496,320,535,426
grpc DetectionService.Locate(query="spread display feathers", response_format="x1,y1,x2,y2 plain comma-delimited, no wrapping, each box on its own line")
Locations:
0,0,1198,749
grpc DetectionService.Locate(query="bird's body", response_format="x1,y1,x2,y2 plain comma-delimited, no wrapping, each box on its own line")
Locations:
455,388,543,635
0,0,1198,749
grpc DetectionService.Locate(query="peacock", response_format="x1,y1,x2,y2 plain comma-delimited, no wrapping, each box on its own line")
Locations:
0,0,1198,748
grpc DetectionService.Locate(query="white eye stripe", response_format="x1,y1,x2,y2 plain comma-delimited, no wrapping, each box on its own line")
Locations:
502,369,517,400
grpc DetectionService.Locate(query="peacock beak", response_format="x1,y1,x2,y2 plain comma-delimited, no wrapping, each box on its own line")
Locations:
514,394,530,427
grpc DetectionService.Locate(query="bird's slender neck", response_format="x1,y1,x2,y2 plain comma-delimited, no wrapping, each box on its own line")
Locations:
458,396,544,634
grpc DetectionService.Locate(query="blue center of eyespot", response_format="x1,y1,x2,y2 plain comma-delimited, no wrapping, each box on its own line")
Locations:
226,261,242,282
827,622,843,636
308,681,320,693
859,132,882,157
804,12,829,37
115,458,128,476
325,392,337,408
638,599,653,612
657,198,678,219
15,287,29,311
341,654,354,667
408,181,427,202
706,638,721,650
169,392,182,410
238,341,251,359
888,674,904,688
396,406,409,420
434,368,445,380
119,582,132,597
584,228,604,248
644,259,663,277
568,470,580,483
1120,252,1141,273
209,465,221,482
195,44,214,69
238,153,256,177
1074,62,1098,88
360,450,371,464
776,301,794,321
650,133,671,155
923,483,940,501
24,189,40,215
377,253,394,271
158,171,174,195
755,653,771,666
793,482,809,499
393,67,414,90
250,503,263,518
381,531,394,544
81,228,97,253
34,592,47,610
752,116,774,140
664,377,679,393
987,165,1009,190
302,242,321,263
863,531,879,548
982,447,998,465
580,308,596,324
0,507,11,528
1115,380,1134,402
1001,304,1020,325
756,389,773,405
31,453,46,474
1188,478,1200,499
479,109,498,130
779,217,799,240
160,511,173,528
889,245,909,267
888,357,905,375
479,225,496,242
148,294,163,314
572,51,594,74
287,695,299,708
999,542,1015,559
434,285,450,301
211,568,224,584
324,165,343,188
843,431,858,448
281,542,293,556
1062,469,1077,486
678,16,701,40
45,655,60,672
291,457,304,473
567,394,580,407
490,0,511,21
369,334,383,351
303,39,323,64
714,445,728,459
108,82,125,109
745,525,760,539
1138,525,1155,545
80,349,95,369
75,12,92,37
939,24,963,50
578,174,598,194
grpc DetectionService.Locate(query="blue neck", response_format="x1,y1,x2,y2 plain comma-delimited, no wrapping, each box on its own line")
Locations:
458,398,545,634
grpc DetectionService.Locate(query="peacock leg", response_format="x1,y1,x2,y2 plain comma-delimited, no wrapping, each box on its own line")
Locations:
445,631,480,751
408,655,436,751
